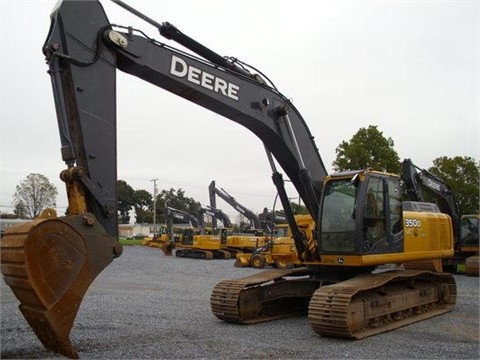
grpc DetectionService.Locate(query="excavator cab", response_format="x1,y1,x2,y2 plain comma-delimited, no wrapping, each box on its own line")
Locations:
315,169,452,268
460,215,479,248
459,215,479,276
318,170,403,255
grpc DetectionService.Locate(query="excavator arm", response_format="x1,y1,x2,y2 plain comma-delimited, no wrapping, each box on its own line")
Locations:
402,158,460,240
1,2,327,357
208,181,264,231
201,206,233,229
45,0,327,255
402,159,479,274
42,0,328,231
166,206,202,229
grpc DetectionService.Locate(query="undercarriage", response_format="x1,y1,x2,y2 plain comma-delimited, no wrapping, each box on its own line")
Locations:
211,267,456,338
175,248,231,260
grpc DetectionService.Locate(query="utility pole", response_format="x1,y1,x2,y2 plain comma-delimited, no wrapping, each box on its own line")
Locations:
477,160,480,214
150,178,158,237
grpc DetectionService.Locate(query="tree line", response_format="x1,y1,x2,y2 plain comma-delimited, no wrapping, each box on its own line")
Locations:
3,125,479,221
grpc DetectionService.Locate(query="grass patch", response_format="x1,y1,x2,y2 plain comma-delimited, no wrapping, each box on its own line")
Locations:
119,238,144,246
456,264,466,274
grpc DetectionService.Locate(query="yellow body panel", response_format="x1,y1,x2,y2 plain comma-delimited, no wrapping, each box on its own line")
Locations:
235,215,314,268
269,237,297,256
190,235,222,250
317,249,454,267
307,210,454,267
402,211,453,253
226,235,267,248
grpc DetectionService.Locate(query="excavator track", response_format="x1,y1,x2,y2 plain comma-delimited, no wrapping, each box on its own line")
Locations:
175,248,232,259
211,268,456,339
210,267,320,324
308,270,456,339
0,211,115,359
175,248,215,259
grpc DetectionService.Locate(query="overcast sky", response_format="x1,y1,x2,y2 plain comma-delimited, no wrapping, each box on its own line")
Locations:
1,0,478,222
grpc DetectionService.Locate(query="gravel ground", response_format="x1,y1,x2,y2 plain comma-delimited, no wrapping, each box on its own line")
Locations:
1,245,479,359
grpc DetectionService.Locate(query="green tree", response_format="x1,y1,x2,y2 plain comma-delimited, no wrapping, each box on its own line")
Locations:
290,201,308,215
333,125,401,174
117,180,135,224
133,189,153,223
13,173,58,219
428,156,479,215
13,202,28,218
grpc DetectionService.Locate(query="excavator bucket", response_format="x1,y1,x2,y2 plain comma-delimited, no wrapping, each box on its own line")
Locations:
234,253,252,267
1,209,115,359
161,242,174,256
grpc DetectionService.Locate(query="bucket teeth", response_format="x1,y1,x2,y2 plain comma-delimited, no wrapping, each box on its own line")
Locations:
21,304,79,358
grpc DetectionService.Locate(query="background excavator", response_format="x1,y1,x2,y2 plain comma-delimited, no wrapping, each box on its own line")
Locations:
143,204,202,252
261,207,287,226
163,206,231,259
0,1,457,358
235,214,312,269
401,158,479,275
201,205,233,232
209,180,267,234
209,180,271,255
234,197,305,268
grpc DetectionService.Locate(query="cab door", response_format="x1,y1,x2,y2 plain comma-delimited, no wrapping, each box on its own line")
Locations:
360,175,403,254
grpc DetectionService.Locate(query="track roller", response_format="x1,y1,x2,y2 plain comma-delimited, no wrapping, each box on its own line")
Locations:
308,270,456,339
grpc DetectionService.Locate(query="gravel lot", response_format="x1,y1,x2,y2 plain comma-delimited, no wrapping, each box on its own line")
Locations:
1,245,479,359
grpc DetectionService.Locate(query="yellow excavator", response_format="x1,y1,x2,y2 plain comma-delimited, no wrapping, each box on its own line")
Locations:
161,206,232,259
1,1,456,358
235,215,311,269
401,159,479,276
141,224,168,247
208,180,270,255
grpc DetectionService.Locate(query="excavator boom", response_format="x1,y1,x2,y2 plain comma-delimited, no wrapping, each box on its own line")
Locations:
201,206,233,229
209,181,263,232
44,0,327,225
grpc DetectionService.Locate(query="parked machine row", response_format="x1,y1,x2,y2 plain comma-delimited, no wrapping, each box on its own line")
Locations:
144,183,274,259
